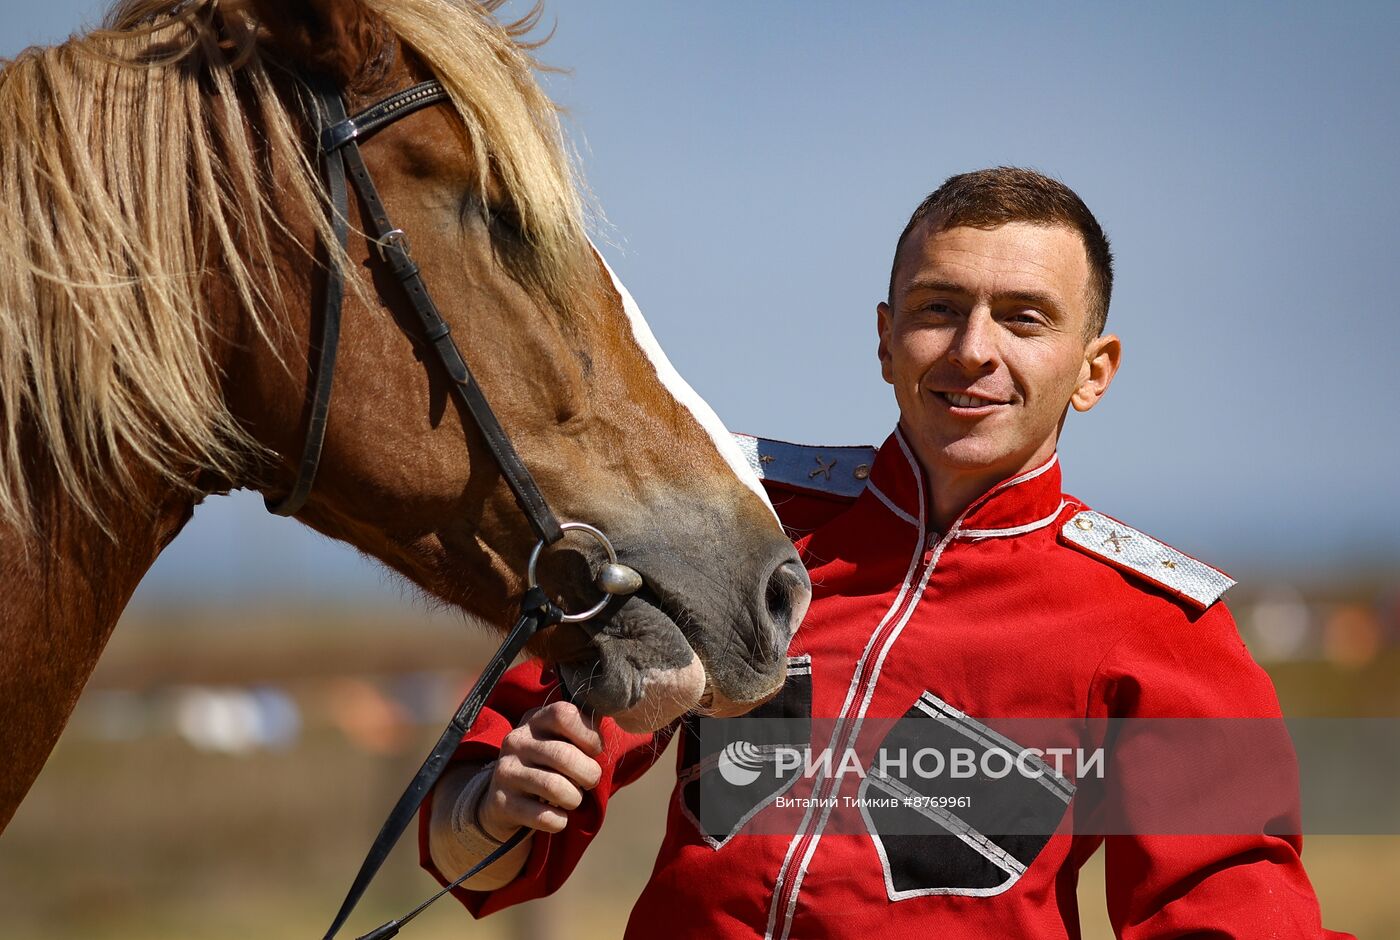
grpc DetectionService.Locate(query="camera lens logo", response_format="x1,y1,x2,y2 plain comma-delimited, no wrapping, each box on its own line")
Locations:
717,740,765,786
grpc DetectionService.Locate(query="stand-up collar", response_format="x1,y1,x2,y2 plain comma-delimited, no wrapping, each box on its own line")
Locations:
860,427,1065,537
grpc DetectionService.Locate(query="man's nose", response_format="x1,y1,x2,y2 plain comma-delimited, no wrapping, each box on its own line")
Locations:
947,308,998,372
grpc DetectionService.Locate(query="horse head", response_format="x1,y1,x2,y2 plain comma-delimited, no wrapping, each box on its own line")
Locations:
0,0,811,828
220,0,811,732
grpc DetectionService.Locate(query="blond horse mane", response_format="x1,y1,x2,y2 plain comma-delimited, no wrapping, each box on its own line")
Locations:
0,0,588,533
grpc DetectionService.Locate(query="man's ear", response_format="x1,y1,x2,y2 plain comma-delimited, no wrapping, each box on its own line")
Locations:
876,302,895,385
246,0,391,91
1071,333,1122,412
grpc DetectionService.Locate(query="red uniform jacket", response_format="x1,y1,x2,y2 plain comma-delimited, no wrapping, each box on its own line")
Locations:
419,429,1350,939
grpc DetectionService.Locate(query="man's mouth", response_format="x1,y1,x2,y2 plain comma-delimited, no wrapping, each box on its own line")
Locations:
935,390,1010,409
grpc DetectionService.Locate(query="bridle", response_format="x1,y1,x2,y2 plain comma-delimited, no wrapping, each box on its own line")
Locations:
264,73,641,940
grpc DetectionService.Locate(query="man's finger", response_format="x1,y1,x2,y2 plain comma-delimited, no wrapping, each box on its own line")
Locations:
527,701,604,756
507,764,585,811
513,737,603,789
484,790,569,838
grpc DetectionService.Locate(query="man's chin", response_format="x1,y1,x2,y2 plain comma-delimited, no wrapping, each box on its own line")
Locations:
908,433,1058,494
912,428,1019,473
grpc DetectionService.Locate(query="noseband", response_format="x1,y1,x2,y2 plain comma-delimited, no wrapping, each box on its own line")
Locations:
265,74,640,940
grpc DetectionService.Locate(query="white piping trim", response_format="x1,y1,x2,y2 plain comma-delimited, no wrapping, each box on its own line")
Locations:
956,499,1068,540
677,659,813,786
770,446,1064,935
764,431,927,940
995,452,1059,491
867,481,918,529
860,773,1025,899
778,799,823,938
678,654,813,848
775,444,1047,937
867,771,1028,875
677,746,809,850
775,508,949,937
676,742,806,785
893,426,921,476
592,244,777,520
912,698,1074,802
763,783,823,938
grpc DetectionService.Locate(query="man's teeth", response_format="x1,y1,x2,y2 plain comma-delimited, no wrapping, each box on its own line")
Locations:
943,392,1000,408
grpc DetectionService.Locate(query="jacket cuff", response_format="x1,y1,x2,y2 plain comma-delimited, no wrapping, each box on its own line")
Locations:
448,761,520,858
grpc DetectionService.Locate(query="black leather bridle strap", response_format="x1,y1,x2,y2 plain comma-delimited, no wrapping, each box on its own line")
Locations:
319,81,450,152
321,587,563,940
332,116,562,545
267,78,563,547
279,76,577,940
355,828,532,940
261,74,622,940
265,75,350,518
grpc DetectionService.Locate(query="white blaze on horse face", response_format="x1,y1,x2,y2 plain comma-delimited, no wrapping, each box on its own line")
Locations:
592,246,777,520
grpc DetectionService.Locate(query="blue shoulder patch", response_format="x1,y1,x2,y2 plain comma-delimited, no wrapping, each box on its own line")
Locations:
732,434,876,499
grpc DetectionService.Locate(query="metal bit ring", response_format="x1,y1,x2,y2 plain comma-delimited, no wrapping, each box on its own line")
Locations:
527,522,639,623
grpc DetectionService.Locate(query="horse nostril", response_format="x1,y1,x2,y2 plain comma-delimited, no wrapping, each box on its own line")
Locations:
763,556,813,648
765,568,791,631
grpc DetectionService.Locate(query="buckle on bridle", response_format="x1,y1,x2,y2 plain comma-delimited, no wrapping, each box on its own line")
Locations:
373,228,410,261
320,118,359,153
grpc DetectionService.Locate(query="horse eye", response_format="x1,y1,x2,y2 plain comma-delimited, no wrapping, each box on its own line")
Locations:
487,205,525,238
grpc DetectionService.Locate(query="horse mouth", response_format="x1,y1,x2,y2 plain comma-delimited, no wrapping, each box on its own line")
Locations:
694,673,783,719
552,582,778,733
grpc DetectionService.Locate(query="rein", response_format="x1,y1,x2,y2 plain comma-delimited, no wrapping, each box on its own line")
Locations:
263,74,638,940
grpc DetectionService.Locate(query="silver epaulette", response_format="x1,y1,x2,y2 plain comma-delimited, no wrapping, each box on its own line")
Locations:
1060,510,1235,608
732,434,876,499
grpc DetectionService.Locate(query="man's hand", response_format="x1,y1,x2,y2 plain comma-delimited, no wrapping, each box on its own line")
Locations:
477,701,604,842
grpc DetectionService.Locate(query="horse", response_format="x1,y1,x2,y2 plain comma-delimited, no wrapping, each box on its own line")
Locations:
0,0,812,834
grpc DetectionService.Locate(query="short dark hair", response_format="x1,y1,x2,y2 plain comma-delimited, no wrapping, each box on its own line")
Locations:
889,167,1114,336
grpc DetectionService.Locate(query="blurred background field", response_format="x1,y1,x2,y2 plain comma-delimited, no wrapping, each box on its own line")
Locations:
3,572,1396,940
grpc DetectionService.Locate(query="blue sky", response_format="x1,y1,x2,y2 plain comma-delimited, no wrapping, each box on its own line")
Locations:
6,2,1398,603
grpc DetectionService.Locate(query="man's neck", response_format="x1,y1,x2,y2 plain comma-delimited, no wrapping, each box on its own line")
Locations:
917,440,1058,534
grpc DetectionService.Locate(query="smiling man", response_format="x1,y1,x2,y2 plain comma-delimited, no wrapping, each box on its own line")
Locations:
876,171,1119,531
419,168,1348,938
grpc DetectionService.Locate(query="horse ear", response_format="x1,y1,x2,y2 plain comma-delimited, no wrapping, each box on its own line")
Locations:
247,0,391,90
